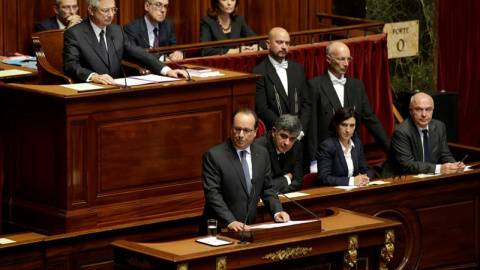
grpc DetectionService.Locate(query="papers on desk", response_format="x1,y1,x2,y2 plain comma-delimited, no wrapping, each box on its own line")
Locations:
196,237,233,247
0,238,16,245
334,180,390,190
61,83,107,92
280,192,310,198
414,173,438,178
113,74,180,86
0,69,32,78
250,220,317,230
3,57,37,69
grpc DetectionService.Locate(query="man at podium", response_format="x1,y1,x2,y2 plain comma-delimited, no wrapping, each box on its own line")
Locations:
201,108,290,233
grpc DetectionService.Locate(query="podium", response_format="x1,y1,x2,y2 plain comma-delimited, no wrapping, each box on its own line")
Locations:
112,208,400,270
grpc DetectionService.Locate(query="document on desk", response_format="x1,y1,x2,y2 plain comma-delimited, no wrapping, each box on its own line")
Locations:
113,74,181,86
0,238,16,245
280,192,310,198
250,220,317,230
61,83,106,91
0,69,32,77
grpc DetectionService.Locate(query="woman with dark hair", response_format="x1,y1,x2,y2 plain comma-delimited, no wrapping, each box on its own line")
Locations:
316,107,372,186
199,0,259,56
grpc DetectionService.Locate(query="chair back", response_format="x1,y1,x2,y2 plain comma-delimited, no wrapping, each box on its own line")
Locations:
302,173,317,189
32,29,73,84
255,119,267,139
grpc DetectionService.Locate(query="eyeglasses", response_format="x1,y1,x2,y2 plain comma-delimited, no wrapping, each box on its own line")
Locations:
330,56,354,63
95,7,118,14
233,127,255,135
149,2,169,10
413,107,434,113
59,5,79,11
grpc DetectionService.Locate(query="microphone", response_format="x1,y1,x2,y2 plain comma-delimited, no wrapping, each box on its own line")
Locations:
274,187,319,221
239,179,255,244
139,34,194,82
110,36,131,89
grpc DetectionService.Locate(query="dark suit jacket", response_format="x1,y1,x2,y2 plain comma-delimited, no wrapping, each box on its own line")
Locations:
382,118,455,177
123,16,179,48
306,72,390,161
63,19,166,83
199,14,256,56
35,16,60,32
254,132,303,192
201,139,283,231
316,137,372,186
252,57,311,132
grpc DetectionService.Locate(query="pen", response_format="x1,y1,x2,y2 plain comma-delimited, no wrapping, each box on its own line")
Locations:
459,154,468,163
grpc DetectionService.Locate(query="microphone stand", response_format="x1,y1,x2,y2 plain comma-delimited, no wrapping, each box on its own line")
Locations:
274,188,319,221
139,34,194,82
239,179,255,244
110,36,131,90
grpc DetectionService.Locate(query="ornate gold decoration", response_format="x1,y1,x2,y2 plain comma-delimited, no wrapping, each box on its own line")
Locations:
262,246,313,261
216,256,227,270
177,263,188,270
379,229,395,270
343,235,358,269
126,257,154,269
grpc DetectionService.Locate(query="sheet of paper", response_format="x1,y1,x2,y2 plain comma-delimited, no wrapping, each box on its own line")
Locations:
280,192,310,198
414,173,438,178
196,237,233,246
368,180,390,185
0,69,32,77
0,238,16,245
60,83,106,91
250,220,317,230
131,74,180,83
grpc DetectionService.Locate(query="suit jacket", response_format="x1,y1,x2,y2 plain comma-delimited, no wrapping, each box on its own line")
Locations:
254,132,303,192
316,137,372,186
252,57,311,132
382,118,455,177
199,14,256,56
35,16,59,32
201,139,283,231
306,72,390,161
63,19,166,83
123,16,179,48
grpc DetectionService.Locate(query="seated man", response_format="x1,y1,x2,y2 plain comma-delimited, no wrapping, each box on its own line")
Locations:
124,0,183,60
254,114,303,193
63,0,186,84
382,92,466,177
35,0,82,31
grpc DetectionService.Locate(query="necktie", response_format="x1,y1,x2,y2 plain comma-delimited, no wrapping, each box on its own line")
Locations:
333,77,346,85
274,61,288,70
153,27,160,48
422,129,432,163
241,150,252,195
99,30,108,58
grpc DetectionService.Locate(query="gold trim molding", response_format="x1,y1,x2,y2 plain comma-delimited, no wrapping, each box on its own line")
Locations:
262,246,313,261
177,263,188,270
380,229,395,270
216,256,227,270
343,235,358,269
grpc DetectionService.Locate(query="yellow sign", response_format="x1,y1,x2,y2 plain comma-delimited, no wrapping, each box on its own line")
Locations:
383,21,419,59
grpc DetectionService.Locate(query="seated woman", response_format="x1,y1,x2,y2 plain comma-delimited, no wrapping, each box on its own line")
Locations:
316,107,372,186
199,0,259,56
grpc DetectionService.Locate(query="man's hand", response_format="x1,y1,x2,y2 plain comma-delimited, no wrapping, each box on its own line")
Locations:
91,73,115,85
354,174,370,186
166,69,187,78
274,211,290,223
227,221,250,232
169,50,184,61
440,163,461,174
455,161,466,172
66,15,82,29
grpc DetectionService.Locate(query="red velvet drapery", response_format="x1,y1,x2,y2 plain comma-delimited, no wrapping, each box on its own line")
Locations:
438,0,480,147
175,34,395,144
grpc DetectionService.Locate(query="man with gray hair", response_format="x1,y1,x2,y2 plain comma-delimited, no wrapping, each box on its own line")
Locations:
63,0,187,84
254,114,303,192
35,0,82,31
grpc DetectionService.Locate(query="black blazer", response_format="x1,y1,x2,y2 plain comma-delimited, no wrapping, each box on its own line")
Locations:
199,14,256,56
316,136,372,186
63,19,166,83
252,57,311,132
201,139,283,231
254,132,303,192
382,117,456,177
306,72,390,161
123,16,179,48
35,16,59,32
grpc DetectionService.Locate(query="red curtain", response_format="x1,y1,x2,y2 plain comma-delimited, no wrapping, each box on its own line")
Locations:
174,34,394,144
438,0,480,147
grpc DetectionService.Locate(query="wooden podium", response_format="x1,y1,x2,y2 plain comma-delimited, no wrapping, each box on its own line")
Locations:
112,208,401,270
1,67,259,234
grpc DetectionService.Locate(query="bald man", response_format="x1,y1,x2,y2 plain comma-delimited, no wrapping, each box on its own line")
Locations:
382,92,465,177
306,41,390,173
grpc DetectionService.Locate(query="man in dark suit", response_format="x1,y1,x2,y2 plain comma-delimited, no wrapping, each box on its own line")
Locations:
254,115,303,193
306,41,390,173
35,0,82,31
252,27,311,134
201,108,290,232
63,0,186,84
123,0,183,61
382,92,465,177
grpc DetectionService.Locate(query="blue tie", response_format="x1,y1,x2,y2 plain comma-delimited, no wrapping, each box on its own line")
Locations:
422,129,432,163
241,150,252,195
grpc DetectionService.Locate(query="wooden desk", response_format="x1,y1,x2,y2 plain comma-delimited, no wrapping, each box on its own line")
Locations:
112,208,401,270
0,62,38,84
1,68,259,234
